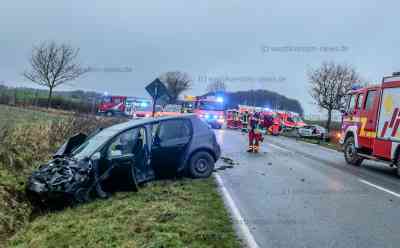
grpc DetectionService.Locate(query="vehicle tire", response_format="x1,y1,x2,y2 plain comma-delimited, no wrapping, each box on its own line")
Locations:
344,137,363,166
188,151,215,178
73,187,91,203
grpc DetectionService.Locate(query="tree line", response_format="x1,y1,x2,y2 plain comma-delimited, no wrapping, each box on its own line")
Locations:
19,40,362,131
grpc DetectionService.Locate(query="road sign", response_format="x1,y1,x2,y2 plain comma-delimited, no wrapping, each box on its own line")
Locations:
145,78,171,116
146,78,170,100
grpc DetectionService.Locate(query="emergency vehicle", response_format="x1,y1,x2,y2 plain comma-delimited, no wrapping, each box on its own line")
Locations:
157,104,182,117
226,109,241,129
340,73,400,176
276,111,306,130
188,95,225,129
261,110,282,135
132,99,155,118
98,95,128,116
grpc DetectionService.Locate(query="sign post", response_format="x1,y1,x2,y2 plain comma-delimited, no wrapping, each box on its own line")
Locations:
145,78,171,117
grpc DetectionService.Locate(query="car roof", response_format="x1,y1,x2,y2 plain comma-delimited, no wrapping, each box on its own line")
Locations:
106,114,196,133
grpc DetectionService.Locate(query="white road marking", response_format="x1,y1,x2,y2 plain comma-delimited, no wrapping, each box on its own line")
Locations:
214,174,260,248
268,143,292,153
359,179,400,198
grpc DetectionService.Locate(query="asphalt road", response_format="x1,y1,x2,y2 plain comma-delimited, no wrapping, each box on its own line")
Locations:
214,129,400,248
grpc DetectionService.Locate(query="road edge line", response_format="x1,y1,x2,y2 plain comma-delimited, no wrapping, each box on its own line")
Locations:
214,174,260,248
359,179,400,198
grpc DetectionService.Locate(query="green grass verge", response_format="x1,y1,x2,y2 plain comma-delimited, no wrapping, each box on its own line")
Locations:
8,178,241,248
0,104,62,128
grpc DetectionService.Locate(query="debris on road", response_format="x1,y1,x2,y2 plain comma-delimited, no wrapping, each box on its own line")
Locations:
221,156,237,165
300,178,305,182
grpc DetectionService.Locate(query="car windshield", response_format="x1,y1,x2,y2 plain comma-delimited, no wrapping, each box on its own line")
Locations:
71,128,119,160
198,101,224,111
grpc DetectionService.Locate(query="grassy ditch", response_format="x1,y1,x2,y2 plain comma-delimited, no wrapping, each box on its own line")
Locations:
0,105,124,245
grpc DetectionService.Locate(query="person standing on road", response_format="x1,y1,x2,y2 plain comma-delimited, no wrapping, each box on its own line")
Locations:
241,110,249,132
247,112,264,152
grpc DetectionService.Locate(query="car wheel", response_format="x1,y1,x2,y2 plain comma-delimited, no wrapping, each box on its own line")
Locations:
74,187,91,203
344,137,363,166
188,151,215,178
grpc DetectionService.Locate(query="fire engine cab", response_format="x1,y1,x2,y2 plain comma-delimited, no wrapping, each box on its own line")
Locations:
340,73,400,176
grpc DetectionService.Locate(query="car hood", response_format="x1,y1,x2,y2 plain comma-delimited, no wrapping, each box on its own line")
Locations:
27,157,93,195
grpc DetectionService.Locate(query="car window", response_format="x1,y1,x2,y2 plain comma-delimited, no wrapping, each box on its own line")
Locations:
107,128,139,158
348,94,356,112
158,119,191,141
365,90,377,111
356,93,364,109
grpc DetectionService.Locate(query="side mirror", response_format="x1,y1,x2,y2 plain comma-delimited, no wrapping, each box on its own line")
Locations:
91,152,101,161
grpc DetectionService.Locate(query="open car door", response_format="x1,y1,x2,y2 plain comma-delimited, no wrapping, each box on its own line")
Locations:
100,127,154,192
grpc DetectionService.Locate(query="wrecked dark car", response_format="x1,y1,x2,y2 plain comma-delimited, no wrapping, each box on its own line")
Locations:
27,114,221,205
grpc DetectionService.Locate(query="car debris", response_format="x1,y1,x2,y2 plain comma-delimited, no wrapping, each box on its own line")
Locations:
220,156,237,165
27,114,221,206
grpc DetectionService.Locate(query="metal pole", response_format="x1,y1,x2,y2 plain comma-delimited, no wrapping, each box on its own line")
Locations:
152,86,158,117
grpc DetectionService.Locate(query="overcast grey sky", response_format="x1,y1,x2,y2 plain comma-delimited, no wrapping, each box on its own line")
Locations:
1,0,399,115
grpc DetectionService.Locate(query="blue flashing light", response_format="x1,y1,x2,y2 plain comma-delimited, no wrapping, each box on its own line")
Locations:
205,114,210,119
140,102,149,107
216,97,224,103
351,84,362,90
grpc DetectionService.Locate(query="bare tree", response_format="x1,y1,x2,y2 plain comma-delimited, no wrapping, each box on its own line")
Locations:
159,71,192,103
23,41,87,108
206,80,227,93
308,62,361,132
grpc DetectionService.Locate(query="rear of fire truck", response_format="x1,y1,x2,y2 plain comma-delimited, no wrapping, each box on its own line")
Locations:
340,73,400,176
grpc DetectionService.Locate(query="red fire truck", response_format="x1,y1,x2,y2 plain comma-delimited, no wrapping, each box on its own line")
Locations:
98,95,127,116
98,95,156,118
276,111,306,130
261,110,282,135
185,95,225,129
340,73,400,175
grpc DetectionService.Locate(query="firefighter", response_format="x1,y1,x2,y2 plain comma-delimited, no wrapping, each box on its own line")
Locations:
241,110,249,132
247,112,264,153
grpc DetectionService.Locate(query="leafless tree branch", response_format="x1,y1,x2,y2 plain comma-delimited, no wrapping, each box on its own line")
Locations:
23,41,87,108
